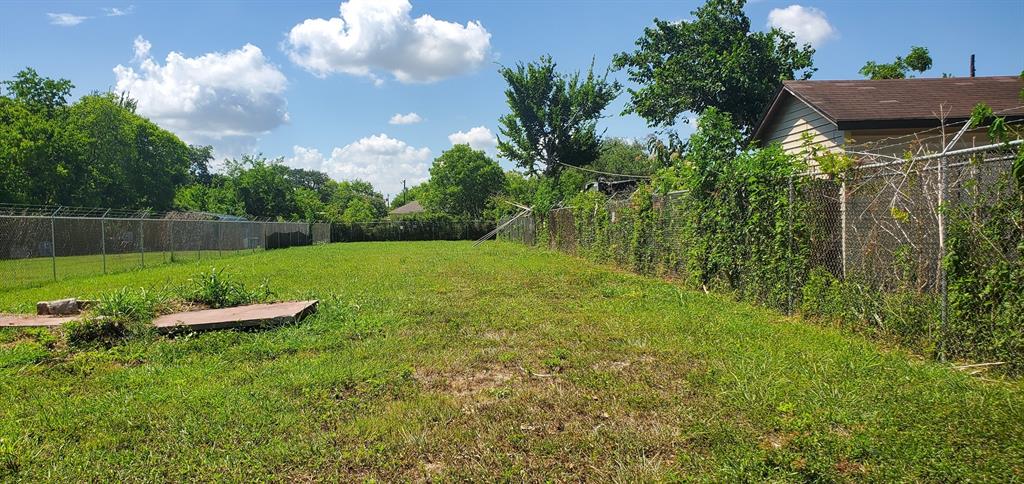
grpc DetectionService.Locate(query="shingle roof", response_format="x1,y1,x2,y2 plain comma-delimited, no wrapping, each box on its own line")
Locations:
753,76,1024,138
390,200,424,215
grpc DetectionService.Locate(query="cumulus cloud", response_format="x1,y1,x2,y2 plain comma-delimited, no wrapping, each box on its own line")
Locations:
285,0,492,83
448,126,497,152
104,6,134,17
48,13,90,26
113,36,289,155
132,36,151,61
767,5,836,46
389,112,422,125
285,134,432,196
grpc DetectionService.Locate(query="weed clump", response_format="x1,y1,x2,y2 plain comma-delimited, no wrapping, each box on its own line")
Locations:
65,287,162,347
184,268,272,309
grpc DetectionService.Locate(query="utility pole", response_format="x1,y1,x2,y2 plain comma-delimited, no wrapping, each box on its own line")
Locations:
969,54,975,78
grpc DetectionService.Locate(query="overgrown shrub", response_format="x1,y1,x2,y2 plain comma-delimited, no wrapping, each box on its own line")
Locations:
507,108,1024,373
944,172,1024,371
65,287,162,347
802,263,940,355
184,268,272,309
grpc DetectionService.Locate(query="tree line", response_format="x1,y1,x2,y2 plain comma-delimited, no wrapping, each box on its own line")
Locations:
2,0,956,223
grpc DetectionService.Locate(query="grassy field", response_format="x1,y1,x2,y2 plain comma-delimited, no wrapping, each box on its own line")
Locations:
0,241,1021,481
0,249,260,291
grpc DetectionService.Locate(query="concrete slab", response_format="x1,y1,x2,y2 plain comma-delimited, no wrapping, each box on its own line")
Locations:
0,314,80,328
151,300,318,333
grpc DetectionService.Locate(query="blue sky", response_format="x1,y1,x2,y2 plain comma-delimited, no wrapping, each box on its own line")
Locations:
2,0,1022,197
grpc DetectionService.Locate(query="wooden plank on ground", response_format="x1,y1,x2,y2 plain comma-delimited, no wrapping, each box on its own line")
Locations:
151,300,318,333
0,314,79,328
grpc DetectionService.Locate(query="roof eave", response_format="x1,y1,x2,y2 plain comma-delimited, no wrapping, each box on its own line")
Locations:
749,83,840,146
749,85,788,144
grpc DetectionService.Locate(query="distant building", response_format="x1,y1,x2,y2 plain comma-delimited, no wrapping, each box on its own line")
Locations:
390,200,425,217
752,76,1024,163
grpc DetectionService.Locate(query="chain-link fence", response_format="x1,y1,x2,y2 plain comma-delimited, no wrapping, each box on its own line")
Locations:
499,142,1022,366
0,211,321,290
0,210,491,291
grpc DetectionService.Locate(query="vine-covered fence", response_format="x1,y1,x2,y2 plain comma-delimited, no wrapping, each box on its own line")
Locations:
500,143,1023,371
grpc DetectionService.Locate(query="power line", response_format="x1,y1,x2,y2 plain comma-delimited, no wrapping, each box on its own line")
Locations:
546,159,653,179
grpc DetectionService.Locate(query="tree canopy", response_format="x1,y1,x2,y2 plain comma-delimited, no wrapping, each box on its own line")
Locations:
1,68,191,209
613,0,815,133
174,156,388,222
860,46,933,79
423,144,506,218
497,55,621,178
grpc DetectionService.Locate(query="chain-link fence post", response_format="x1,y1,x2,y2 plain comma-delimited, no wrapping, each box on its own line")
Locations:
50,207,59,281
787,174,794,315
101,209,109,274
217,221,223,258
139,216,145,268
839,179,847,280
169,219,175,262
937,152,949,362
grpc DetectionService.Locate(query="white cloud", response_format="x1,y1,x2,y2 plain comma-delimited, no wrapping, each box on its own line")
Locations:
285,134,432,196
389,112,422,125
767,5,836,46
448,126,497,152
132,36,151,61
113,37,289,155
285,0,492,83
104,6,133,17
48,13,90,26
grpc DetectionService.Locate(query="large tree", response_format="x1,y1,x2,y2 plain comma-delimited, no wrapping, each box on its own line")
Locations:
327,180,388,222
613,0,815,133
424,144,505,218
1,69,192,209
591,138,660,179
224,155,298,218
860,46,933,80
497,55,621,178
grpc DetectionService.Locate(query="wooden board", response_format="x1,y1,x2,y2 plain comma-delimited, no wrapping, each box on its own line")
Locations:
0,314,80,328
151,300,318,333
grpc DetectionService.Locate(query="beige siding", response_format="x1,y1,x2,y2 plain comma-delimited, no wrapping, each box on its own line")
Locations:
760,95,842,155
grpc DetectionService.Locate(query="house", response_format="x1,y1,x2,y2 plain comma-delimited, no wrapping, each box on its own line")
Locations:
389,200,425,217
752,76,1024,161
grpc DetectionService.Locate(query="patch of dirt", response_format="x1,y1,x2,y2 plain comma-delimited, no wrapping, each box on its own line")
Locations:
415,363,516,398
480,329,513,341
759,432,797,450
449,367,513,397
834,459,867,476
590,354,660,374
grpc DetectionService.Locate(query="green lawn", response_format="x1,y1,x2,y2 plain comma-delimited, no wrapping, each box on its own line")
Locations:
0,249,260,291
0,241,1021,481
